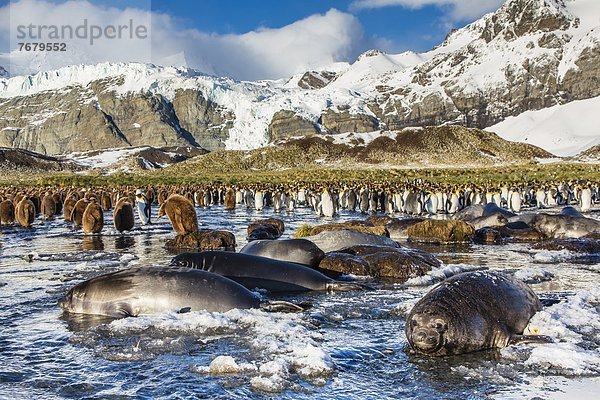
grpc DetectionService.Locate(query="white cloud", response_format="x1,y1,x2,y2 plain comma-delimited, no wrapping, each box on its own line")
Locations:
0,0,377,80
350,0,505,21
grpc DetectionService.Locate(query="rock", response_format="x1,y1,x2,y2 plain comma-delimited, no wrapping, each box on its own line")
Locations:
166,229,236,250
305,230,400,253
267,110,318,142
320,109,379,134
318,253,371,277
309,221,389,237
319,244,440,281
360,251,433,281
474,228,504,244
247,218,285,241
366,215,398,226
531,238,600,253
498,226,545,242
172,89,234,151
407,220,475,244
297,71,337,90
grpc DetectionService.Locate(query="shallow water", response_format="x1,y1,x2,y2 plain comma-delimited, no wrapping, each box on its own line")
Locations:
0,205,599,399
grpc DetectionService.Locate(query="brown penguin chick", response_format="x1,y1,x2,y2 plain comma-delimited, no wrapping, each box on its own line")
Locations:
0,199,15,225
63,195,78,222
29,195,41,215
82,200,104,234
224,188,236,210
71,198,91,227
101,191,112,211
14,194,24,206
157,190,169,205
15,197,35,229
52,193,63,214
113,198,135,232
157,194,199,235
41,193,57,219
145,188,155,204
194,190,204,207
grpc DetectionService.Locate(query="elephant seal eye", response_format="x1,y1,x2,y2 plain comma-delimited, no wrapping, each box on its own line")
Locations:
434,319,446,331
411,319,417,327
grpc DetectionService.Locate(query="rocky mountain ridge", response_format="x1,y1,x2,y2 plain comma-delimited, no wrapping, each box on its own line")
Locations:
0,0,598,157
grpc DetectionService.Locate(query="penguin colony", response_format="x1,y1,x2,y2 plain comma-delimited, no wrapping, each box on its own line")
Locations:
0,180,597,231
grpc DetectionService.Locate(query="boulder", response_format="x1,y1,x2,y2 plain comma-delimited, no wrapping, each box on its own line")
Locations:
247,218,285,241
166,229,236,250
318,253,371,277
309,221,389,237
407,219,475,244
317,244,440,281
531,238,600,253
498,225,545,242
474,228,504,244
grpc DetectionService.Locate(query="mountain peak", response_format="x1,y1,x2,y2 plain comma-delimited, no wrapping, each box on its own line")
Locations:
480,0,573,43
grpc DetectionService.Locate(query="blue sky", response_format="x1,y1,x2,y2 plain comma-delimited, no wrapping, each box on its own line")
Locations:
146,0,450,53
0,0,506,79
91,0,505,53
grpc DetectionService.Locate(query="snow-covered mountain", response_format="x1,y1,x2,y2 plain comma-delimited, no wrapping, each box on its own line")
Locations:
0,0,598,157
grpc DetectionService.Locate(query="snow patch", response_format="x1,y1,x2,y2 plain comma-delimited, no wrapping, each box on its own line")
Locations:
488,97,600,157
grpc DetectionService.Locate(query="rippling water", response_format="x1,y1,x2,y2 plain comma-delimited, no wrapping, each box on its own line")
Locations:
0,206,599,399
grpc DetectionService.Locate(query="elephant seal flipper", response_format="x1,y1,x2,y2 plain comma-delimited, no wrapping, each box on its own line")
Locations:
326,281,372,292
508,334,553,345
260,301,305,313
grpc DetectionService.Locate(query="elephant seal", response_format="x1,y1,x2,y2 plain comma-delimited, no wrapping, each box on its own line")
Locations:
467,213,508,230
530,213,600,239
405,271,550,356
240,239,325,268
560,206,583,218
59,267,302,318
170,251,365,293
453,204,484,221
482,203,516,219
305,230,400,253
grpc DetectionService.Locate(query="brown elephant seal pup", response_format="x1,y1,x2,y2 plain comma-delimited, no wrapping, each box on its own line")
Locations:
405,271,551,356
0,199,15,225
82,200,104,234
58,267,303,318
15,197,35,229
113,198,135,232
158,194,199,234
